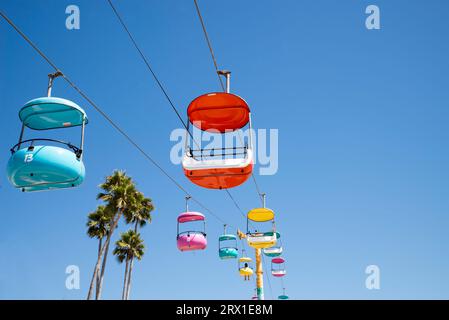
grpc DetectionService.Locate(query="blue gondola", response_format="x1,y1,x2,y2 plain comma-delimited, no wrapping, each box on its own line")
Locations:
6,72,88,192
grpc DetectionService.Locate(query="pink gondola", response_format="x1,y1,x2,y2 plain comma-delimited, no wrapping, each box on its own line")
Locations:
177,211,207,252
271,257,286,277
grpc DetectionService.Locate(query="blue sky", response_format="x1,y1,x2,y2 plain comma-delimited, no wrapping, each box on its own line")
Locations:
1,0,449,300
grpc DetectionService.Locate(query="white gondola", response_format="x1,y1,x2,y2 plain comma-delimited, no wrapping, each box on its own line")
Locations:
263,246,283,257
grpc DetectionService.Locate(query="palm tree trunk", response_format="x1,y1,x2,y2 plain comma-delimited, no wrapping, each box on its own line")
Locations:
122,258,130,300
96,238,111,300
87,209,123,300
122,222,139,300
126,257,134,300
95,238,102,292
122,221,141,300
87,239,107,300
96,210,123,300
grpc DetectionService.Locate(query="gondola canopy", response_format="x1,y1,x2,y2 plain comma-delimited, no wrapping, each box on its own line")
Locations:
187,92,250,132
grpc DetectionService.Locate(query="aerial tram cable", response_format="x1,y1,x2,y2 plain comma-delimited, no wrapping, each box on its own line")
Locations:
251,174,265,206
192,0,225,92
106,0,200,149
224,189,255,229
0,9,230,227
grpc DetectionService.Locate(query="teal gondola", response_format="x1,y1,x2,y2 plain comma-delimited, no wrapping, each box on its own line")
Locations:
263,246,283,257
6,72,88,192
278,288,289,300
218,226,238,259
263,235,283,257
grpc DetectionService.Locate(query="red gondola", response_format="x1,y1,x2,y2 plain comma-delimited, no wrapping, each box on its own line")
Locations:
182,71,254,189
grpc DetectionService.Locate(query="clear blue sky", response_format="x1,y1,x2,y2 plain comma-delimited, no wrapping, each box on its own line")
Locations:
1,0,449,300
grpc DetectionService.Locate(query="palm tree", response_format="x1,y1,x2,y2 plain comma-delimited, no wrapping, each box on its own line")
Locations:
124,191,154,232
86,205,112,292
123,191,153,297
87,170,137,300
113,230,145,300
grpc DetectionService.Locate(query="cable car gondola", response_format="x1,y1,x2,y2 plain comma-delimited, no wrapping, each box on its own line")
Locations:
251,289,258,300
271,257,286,277
6,72,88,192
218,225,238,259
246,207,278,249
263,235,283,257
263,246,283,257
278,288,289,300
238,254,254,280
182,71,253,189
176,196,207,252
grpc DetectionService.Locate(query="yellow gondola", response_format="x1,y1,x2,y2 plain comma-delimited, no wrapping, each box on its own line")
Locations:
246,207,278,249
238,256,254,280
